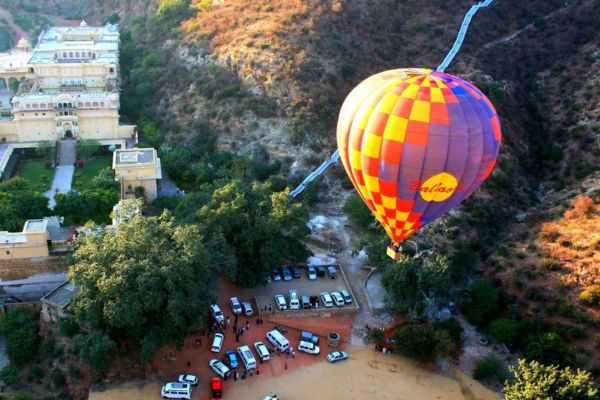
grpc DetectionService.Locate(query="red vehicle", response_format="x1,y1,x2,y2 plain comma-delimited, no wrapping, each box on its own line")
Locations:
211,377,223,400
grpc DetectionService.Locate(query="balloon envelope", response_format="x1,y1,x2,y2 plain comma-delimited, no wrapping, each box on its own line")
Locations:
337,68,501,244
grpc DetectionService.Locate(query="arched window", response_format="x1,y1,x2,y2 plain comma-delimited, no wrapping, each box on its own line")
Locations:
92,102,98,107
69,52,73,57
63,52,67,58
32,104,38,109
58,103,63,109
100,102,104,107
87,51,91,57
75,52,80,58
40,103,46,108
26,104,30,109
85,102,91,107
78,102,83,107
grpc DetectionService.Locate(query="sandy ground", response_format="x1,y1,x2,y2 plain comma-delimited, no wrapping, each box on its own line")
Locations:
90,345,500,400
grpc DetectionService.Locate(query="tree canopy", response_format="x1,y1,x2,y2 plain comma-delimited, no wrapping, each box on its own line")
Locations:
0,177,49,231
175,180,311,287
68,212,225,367
381,254,451,319
504,359,599,400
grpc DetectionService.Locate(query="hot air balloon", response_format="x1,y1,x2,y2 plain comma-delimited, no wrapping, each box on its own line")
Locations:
337,68,501,259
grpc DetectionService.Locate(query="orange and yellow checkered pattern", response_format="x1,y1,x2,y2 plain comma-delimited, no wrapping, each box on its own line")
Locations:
337,68,501,244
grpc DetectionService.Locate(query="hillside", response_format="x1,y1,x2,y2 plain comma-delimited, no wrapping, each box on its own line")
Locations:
1,0,599,388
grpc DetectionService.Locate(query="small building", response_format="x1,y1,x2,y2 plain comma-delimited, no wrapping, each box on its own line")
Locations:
0,219,50,260
112,147,162,202
40,280,78,323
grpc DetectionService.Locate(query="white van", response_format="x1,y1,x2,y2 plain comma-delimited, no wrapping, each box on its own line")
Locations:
288,290,300,310
161,382,191,399
237,345,257,370
298,340,320,355
211,333,224,353
266,329,290,352
254,341,270,361
210,304,224,323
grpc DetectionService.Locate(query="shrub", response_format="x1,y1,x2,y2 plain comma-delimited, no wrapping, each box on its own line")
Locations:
343,194,374,231
51,369,66,389
91,167,117,190
579,285,600,307
432,319,464,345
58,317,80,338
524,332,572,366
0,364,20,387
0,309,39,366
27,365,43,382
473,354,508,382
460,279,504,328
541,258,562,271
489,318,519,344
11,394,35,400
393,324,438,362
365,328,385,344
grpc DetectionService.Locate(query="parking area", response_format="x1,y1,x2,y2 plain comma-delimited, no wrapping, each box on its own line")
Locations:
236,265,359,315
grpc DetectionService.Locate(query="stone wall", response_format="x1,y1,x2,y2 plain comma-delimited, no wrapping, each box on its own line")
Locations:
0,255,68,280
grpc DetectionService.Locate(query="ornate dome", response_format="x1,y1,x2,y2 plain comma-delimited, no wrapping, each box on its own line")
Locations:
79,20,88,27
16,37,31,50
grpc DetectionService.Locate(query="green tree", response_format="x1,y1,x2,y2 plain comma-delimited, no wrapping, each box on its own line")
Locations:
473,354,509,382
381,254,451,319
524,332,572,367
0,364,20,387
191,181,311,287
69,212,224,365
393,324,439,362
459,279,504,328
58,317,80,338
343,194,374,231
504,359,599,400
91,167,117,190
55,189,118,225
490,318,519,345
0,309,39,366
0,177,49,231
138,119,165,147
11,394,36,400
70,332,117,378
76,139,102,161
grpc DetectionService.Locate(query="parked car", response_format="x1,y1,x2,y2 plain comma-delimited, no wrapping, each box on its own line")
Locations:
242,301,254,316
331,291,345,307
309,295,320,308
211,378,223,400
161,382,191,399
306,265,317,280
297,340,320,355
300,330,319,345
327,265,337,279
280,265,292,281
225,350,239,368
274,294,287,310
230,297,242,315
211,333,224,353
320,292,333,308
271,267,282,281
254,341,270,361
288,290,300,310
292,266,302,279
209,359,230,379
178,374,198,386
327,351,349,363
340,289,352,304
316,265,326,277
210,304,224,323
301,295,311,309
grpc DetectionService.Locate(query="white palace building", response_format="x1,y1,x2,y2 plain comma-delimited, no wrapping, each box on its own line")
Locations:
0,21,135,144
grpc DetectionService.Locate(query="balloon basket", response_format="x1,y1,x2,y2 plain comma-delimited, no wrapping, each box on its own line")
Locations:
386,246,402,260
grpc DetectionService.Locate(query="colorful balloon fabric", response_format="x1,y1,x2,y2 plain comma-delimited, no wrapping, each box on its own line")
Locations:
337,68,501,245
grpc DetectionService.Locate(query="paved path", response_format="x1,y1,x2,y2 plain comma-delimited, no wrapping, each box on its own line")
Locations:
44,140,76,208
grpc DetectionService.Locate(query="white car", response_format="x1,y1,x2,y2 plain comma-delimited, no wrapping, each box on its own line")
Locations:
161,382,191,399
254,341,270,361
211,333,224,353
242,301,254,316
327,351,349,363
306,265,317,280
210,304,224,323
320,292,333,308
274,294,287,310
209,359,231,379
178,374,198,386
230,297,242,315
298,340,320,355
331,292,345,307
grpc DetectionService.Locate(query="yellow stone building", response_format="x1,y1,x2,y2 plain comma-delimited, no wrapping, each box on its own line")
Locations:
112,148,162,202
0,21,135,143
0,219,50,260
